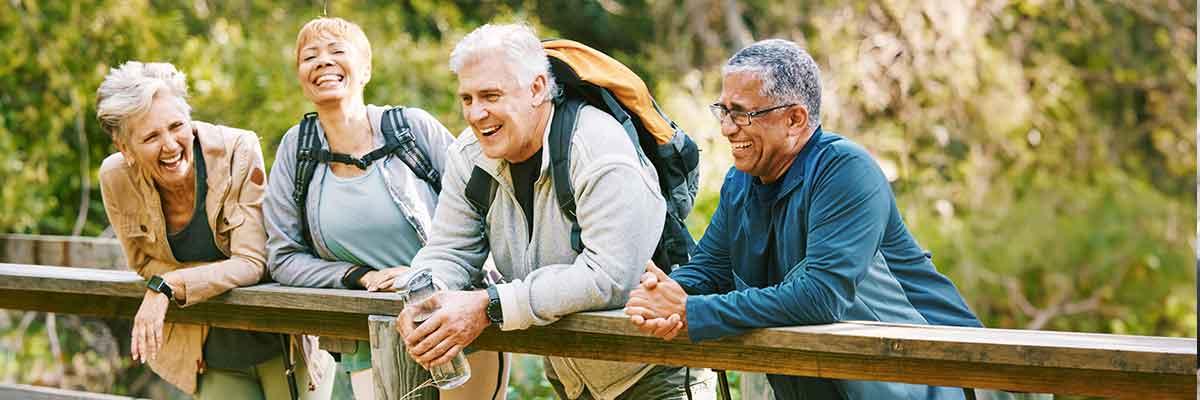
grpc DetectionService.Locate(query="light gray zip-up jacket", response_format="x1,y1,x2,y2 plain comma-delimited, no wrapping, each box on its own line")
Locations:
411,104,667,400
264,105,454,288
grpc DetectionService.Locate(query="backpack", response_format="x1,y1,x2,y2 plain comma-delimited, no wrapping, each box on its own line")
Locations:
464,39,701,271
292,107,441,247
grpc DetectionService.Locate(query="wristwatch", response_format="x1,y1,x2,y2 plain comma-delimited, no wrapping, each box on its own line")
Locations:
485,285,504,325
147,275,175,301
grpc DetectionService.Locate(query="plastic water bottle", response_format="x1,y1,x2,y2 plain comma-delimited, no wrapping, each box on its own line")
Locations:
396,269,471,389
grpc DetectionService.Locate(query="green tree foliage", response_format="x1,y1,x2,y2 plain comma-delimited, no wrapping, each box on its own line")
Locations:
0,0,1193,396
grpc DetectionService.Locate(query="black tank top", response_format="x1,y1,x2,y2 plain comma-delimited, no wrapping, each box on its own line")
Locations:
166,137,282,370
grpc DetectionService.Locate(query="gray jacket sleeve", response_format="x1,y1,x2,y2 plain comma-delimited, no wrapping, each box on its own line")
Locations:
264,125,357,288
408,137,489,291
496,149,666,330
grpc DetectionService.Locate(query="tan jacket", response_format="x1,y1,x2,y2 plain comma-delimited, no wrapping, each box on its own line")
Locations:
99,121,329,394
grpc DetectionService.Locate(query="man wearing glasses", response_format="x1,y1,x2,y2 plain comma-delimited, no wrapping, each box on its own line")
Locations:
623,39,982,399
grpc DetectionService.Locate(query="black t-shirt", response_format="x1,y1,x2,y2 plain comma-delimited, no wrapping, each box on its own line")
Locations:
509,149,542,241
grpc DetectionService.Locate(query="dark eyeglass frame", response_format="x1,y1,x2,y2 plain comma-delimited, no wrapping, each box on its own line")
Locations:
709,103,797,126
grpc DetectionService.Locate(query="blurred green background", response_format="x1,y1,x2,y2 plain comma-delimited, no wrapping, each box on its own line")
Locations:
0,0,1194,398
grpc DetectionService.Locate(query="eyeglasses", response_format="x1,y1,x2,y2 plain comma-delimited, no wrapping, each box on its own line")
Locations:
708,103,797,126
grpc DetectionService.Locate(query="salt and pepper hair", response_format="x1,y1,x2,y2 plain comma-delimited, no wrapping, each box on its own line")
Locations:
95,61,192,146
449,23,559,102
723,39,821,130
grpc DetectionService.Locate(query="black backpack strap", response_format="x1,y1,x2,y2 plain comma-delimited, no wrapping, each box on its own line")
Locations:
465,166,498,221
381,107,442,194
293,112,322,248
549,97,587,253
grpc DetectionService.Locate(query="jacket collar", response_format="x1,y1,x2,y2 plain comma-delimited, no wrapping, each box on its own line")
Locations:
192,121,232,203
750,126,823,204
193,121,229,161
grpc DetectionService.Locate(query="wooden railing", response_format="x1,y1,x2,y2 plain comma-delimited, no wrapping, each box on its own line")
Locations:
1,234,1196,399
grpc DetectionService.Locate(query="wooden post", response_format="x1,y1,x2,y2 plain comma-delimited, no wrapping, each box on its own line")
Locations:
368,315,438,400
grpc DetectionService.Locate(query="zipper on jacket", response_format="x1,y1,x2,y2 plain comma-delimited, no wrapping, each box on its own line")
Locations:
484,165,534,277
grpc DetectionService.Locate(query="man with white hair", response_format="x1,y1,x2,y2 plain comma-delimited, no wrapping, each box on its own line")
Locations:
624,39,983,399
396,23,715,399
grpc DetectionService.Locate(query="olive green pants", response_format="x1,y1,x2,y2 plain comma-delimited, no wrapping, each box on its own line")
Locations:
195,353,336,400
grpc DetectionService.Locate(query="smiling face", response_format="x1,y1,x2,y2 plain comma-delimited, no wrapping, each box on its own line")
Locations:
296,34,371,107
119,93,195,190
455,57,550,163
717,71,812,182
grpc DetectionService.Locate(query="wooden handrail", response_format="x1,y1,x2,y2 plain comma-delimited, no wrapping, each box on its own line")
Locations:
0,235,1195,399
0,263,1193,398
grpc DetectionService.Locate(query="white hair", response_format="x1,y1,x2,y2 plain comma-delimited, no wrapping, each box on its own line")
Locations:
449,23,559,101
723,39,821,130
95,61,192,145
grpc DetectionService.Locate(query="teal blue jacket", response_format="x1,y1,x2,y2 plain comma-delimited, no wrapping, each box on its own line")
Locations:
673,128,980,399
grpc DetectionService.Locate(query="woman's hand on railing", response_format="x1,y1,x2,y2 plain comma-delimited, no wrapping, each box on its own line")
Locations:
131,288,170,363
362,266,410,292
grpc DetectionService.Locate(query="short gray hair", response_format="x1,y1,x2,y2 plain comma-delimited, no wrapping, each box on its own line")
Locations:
449,23,559,102
95,61,192,146
723,39,821,130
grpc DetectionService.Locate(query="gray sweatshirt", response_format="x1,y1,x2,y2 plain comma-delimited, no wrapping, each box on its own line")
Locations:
264,105,455,288
411,105,667,400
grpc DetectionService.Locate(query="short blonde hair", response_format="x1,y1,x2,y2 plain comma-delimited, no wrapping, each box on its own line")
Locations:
295,17,372,67
95,61,192,146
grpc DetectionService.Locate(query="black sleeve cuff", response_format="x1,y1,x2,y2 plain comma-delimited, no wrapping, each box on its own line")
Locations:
342,266,371,290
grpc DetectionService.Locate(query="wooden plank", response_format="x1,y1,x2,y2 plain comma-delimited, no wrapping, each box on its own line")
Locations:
0,263,1189,375
0,264,406,315
0,263,1194,399
541,312,1196,376
2,286,1190,399
368,315,438,400
1,263,1193,372
0,234,126,270
0,383,145,399
472,327,1193,399
0,289,370,339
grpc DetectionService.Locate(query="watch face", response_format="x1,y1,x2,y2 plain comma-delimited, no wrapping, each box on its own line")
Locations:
147,276,165,290
486,287,503,323
147,276,172,299
486,300,500,322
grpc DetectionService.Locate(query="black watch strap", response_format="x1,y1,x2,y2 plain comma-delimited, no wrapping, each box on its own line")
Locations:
147,275,175,300
342,266,371,290
486,285,503,325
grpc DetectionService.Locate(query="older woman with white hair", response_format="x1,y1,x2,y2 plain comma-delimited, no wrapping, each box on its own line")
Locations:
263,17,508,399
96,61,335,399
